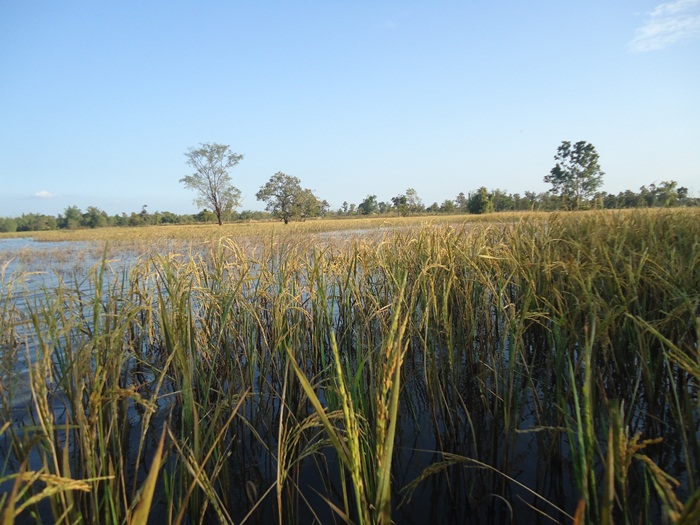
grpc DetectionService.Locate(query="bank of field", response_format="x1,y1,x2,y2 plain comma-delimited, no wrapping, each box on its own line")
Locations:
1,209,698,524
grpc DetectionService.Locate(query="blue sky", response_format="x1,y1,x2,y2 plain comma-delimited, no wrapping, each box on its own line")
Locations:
1,1,699,217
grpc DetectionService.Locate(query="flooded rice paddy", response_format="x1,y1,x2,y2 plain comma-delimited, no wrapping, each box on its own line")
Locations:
1,211,698,524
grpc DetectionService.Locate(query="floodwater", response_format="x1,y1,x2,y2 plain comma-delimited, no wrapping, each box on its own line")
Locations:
1,238,127,410
0,235,689,524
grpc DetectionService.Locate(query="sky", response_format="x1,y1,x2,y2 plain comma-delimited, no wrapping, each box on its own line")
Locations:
1,1,699,217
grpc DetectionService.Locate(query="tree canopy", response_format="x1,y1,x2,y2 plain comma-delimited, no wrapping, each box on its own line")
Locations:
468,187,493,214
180,143,243,225
256,172,324,224
358,195,379,215
544,140,604,210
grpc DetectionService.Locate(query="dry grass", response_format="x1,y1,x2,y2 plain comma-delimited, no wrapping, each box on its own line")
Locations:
0,212,551,242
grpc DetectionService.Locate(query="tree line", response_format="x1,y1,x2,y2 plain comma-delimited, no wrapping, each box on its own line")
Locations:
1,141,696,233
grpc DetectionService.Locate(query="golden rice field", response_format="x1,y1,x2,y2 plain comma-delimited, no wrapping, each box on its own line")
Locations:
1,209,698,524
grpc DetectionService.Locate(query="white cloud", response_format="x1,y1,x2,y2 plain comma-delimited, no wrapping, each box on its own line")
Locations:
33,190,55,199
629,0,700,51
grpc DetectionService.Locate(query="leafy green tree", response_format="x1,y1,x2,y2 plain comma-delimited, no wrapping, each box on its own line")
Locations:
159,211,180,224
296,188,325,219
111,213,128,227
391,194,408,216
256,172,322,224
239,209,271,221
17,213,57,231
440,199,456,213
390,188,423,216
83,206,108,228
195,209,218,223
180,143,243,226
524,191,538,210
358,195,379,215
455,192,468,212
0,218,18,233
468,187,493,214
490,189,514,212
58,206,83,230
639,184,655,207
656,180,680,207
544,140,604,210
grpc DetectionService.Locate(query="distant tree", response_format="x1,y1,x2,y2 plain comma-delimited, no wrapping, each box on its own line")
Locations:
150,211,163,225
405,188,424,213
0,218,18,233
440,199,456,213
158,211,180,224
468,187,493,214
180,143,243,226
83,206,108,228
296,188,325,219
112,213,129,227
391,194,408,216
536,191,561,211
455,192,468,212
127,213,142,227
524,191,538,210
194,209,217,223
358,195,379,215
256,172,322,224
490,189,513,212
59,206,83,230
601,192,618,209
639,184,655,207
544,140,604,210
656,180,680,207
17,213,57,231
239,209,271,221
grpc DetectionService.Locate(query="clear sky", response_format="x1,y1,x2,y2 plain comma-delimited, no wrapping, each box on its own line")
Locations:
1,1,699,217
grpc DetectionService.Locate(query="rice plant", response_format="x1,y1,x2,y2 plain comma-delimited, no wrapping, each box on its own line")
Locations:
0,208,697,524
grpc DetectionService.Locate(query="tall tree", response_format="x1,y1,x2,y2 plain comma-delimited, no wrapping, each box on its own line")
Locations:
455,192,468,212
256,172,322,224
180,143,243,225
405,188,424,214
544,140,604,210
